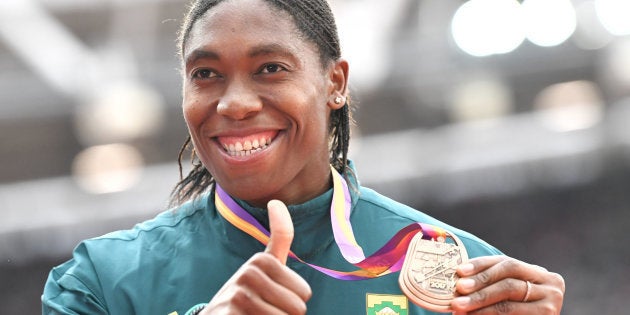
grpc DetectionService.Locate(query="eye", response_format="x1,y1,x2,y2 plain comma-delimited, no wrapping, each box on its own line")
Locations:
259,63,287,74
191,68,219,79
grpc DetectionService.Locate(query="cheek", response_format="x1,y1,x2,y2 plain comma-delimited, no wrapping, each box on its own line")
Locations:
182,98,207,128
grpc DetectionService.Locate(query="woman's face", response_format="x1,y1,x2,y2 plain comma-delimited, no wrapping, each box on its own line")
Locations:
182,0,347,207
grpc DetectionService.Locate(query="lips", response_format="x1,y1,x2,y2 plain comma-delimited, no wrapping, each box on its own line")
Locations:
216,130,278,157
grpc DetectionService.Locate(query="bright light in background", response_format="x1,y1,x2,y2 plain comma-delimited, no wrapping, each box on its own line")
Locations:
72,144,144,194
595,0,630,36
336,3,386,90
534,80,604,132
332,0,406,91
604,39,630,89
451,0,524,57
452,0,581,56
449,78,513,123
74,81,165,146
522,0,576,47
572,1,614,50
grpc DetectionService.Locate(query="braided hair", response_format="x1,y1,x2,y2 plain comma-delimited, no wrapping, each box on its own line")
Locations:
170,0,353,206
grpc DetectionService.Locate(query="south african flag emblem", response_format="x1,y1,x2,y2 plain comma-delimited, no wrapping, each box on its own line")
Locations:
366,293,409,315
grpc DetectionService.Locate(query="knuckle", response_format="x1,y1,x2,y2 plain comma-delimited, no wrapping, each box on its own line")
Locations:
293,301,308,315
235,265,261,285
534,264,549,273
500,278,521,296
231,289,252,305
493,300,513,313
499,258,521,274
470,289,490,305
549,286,565,302
550,272,566,291
476,271,492,285
250,252,274,268
539,303,561,315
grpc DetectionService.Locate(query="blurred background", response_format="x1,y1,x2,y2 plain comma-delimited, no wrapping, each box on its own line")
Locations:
1,0,628,313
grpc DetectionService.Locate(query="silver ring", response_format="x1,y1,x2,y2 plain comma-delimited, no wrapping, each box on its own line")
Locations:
522,280,532,302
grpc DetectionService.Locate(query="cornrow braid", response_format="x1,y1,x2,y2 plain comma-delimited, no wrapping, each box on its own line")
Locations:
170,0,352,206
171,136,211,206
269,0,341,62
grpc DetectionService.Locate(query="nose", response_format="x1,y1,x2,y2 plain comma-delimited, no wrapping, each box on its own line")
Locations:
216,79,262,120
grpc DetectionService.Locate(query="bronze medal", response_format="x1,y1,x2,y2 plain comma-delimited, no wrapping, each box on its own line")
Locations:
398,230,468,313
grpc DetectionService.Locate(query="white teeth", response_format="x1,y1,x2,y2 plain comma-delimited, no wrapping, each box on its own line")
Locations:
223,137,272,156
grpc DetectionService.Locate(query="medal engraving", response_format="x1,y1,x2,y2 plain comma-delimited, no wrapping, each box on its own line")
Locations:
399,231,468,313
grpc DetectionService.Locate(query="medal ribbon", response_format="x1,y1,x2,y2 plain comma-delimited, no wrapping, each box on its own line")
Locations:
214,166,448,280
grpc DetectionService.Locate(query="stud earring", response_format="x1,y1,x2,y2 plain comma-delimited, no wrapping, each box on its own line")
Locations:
334,96,343,104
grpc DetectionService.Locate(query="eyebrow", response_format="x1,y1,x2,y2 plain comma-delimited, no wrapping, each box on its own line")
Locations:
185,49,220,66
247,43,297,60
185,43,298,67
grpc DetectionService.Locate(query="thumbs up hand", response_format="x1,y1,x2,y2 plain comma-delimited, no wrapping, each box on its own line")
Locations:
201,200,312,315
265,199,295,265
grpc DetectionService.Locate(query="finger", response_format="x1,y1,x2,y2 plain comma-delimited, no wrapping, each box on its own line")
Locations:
453,300,557,315
453,256,565,314
452,280,564,314
457,256,540,294
454,300,520,315
241,258,310,314
458,256,550,282
209,253,312,313
457,255,510,277
265,199,294,265
452,278,530,310
221,286,285,315
247,253,312,303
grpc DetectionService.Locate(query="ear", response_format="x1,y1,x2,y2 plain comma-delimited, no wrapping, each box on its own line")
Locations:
326,58,349,110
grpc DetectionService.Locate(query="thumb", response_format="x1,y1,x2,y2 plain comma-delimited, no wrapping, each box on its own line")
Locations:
265,199,294,265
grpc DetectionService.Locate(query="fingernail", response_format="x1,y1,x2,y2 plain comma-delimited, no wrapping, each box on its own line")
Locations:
458,278,475,289
458,263,474,274
452,296,471,307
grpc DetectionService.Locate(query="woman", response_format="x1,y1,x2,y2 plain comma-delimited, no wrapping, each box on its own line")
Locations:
42,0,565,314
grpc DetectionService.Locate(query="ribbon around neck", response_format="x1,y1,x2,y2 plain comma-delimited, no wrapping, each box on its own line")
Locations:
214,166,449,280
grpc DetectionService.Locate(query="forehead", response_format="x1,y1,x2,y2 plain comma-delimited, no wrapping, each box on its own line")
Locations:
184,0,316,59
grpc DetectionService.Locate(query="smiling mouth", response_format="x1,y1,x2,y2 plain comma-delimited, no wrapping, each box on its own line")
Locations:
217,131,277,157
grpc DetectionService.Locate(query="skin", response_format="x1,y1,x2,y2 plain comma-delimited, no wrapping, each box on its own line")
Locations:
182,0,347,209
181,0,565,314
452,256,565,314
201,200,310,314
182,0,345,313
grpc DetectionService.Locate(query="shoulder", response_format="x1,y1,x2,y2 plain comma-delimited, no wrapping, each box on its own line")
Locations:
77,194,213,267
44,194,212,287
93,195,209,244
43,194,214,312
353,186,502,257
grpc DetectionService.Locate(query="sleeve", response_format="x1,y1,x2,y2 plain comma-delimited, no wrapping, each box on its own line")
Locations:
184,303,208,315
42,243,109,315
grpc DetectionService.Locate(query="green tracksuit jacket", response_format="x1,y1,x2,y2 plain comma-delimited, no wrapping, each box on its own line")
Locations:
42,174,502,314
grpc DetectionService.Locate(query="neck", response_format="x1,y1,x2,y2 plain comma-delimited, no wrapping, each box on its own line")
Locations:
245,170,333,208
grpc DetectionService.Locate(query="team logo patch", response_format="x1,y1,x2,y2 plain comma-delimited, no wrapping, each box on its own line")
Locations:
366,293,409,315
